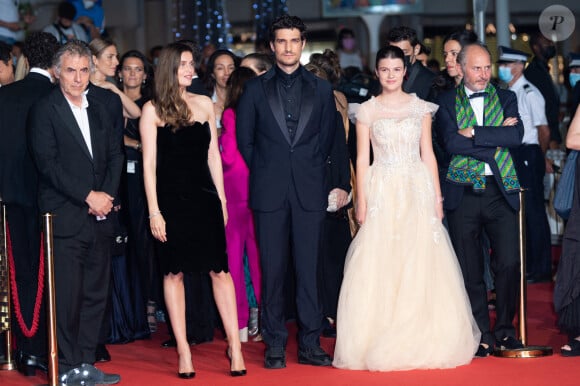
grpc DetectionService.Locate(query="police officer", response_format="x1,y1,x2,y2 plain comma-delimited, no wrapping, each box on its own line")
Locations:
498,45,552,283
568,53,580,119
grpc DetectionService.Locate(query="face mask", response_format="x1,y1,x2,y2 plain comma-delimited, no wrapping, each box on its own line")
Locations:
153,57,159,66
403,55,412,68
542,46,556,60
570,73,580,88
342,38,355,51
83,0,95,8
498,66,513,83
12,55,17,66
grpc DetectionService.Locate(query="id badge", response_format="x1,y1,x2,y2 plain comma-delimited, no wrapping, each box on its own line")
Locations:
127,160,136,174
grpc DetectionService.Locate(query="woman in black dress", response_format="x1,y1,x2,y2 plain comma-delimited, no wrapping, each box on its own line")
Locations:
140,42,246,377
555,106,580,356
117,49,160,337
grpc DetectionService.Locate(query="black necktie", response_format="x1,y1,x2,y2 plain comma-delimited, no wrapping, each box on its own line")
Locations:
469,91,488,99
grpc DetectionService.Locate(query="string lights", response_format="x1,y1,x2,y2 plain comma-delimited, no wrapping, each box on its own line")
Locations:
254,0,288,48
171,0,232,47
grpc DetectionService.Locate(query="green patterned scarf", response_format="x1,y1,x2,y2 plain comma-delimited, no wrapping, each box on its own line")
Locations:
446,83,520,192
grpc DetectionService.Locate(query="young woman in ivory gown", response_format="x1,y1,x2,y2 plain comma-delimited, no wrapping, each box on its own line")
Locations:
333,46,480,371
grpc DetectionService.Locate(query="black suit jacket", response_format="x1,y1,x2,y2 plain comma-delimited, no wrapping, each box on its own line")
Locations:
434,86,524,211
28,87,124,237
187,77,211,96
404,61,436,102
87,83,124,138
325,111,352,195
0,72,55,206
524,57,561,143
236,66,337,211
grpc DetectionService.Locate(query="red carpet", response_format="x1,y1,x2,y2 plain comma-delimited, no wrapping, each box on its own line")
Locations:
2,282,580,386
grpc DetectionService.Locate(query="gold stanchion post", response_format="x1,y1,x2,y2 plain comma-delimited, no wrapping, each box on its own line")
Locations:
0,200,16,370
494,189,552,358
42,213,59,385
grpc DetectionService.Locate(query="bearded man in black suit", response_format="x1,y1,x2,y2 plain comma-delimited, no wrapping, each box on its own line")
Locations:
0,32,60,377
435,43,524,357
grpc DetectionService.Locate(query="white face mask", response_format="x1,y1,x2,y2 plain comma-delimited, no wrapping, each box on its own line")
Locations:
83,0,95,8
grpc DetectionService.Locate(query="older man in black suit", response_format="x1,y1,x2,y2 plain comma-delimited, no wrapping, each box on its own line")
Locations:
435,42,524,357
237,15,336,369
0,32,59,377
28,40,123,385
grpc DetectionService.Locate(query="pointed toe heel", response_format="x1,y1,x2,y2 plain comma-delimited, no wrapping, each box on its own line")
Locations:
178,371,196,379
230,369,247,377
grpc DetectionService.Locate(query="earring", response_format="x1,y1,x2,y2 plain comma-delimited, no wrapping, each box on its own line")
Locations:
119,77,123,83
143,79,146,84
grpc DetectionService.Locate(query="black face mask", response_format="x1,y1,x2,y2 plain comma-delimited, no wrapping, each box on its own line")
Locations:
541,46,556,60
404,55,412,68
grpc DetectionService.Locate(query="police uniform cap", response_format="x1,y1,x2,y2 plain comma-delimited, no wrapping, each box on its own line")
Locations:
497,46,530,64
569,53,580,69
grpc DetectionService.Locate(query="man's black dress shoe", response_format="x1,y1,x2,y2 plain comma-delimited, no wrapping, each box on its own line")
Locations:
15,350,48,376
496,336,524,350
59,363,120,385
298,346,332,366
264,347,286,369
95,344,111,363
475,343,494,357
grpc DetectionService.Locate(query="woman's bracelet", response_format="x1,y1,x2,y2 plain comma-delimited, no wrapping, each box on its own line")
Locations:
148,211,161,219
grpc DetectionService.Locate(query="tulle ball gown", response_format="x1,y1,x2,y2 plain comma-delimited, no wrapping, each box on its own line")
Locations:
333,96,481,371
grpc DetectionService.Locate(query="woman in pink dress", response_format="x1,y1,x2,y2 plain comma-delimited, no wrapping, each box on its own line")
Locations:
219,66,262,342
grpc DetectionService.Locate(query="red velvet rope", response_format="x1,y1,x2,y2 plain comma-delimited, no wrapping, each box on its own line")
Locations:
6,222,45,338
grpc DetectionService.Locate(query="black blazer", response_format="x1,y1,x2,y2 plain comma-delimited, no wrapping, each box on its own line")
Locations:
236,66,337,211
434,86,524,211
404,61,436,102
0,72,55,206
28,87,124,237
187,77,211,96
325,111,352,195
87,83,124,138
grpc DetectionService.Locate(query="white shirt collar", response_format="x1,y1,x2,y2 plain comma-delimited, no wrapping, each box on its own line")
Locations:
29,67,53,82
64,89,89,110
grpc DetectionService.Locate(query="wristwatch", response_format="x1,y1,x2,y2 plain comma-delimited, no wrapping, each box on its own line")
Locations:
135,142,142,151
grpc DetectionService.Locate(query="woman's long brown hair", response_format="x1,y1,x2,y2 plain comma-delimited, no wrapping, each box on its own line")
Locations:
152,42,193,129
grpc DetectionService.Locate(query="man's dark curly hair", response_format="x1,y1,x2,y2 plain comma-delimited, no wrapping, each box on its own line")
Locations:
23,32,60,69
386,26,419,47
269,15,306,42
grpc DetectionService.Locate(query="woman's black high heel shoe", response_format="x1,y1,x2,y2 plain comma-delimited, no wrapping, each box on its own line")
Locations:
178,371,196,379
178,353,196,379
226,348,247,377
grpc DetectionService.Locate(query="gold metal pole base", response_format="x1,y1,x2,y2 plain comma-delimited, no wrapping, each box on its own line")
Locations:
494,345,553,358
0,359,16,371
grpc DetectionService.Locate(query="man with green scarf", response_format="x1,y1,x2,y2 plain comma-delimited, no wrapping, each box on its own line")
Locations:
435,43,524,358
